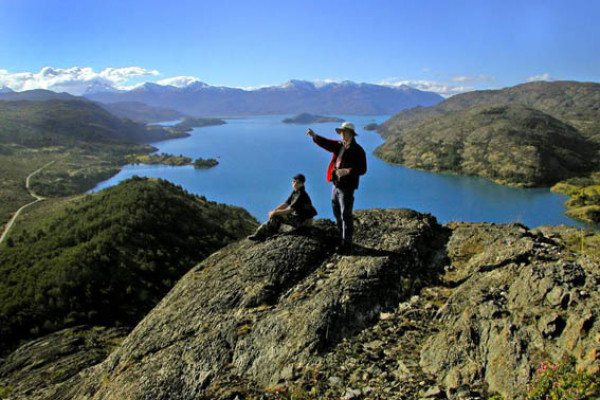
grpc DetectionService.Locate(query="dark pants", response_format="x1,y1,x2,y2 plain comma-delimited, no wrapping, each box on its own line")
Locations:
250,214,304,239
332,186,354,246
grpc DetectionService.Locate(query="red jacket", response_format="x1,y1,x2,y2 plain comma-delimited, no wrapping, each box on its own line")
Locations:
313,135,367,190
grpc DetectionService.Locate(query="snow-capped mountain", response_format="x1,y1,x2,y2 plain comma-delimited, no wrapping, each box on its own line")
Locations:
83,81,120,95
84,79,444,116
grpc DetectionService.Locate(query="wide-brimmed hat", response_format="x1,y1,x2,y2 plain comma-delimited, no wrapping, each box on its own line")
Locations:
335,121,357,135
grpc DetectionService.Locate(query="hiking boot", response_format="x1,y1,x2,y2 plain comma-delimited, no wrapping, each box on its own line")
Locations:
336,242,353,255
247,234,264,241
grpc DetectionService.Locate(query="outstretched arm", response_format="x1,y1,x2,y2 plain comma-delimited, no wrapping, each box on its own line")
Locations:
306,129,341,153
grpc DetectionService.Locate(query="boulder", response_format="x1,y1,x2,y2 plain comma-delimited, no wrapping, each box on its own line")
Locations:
421,223,600,399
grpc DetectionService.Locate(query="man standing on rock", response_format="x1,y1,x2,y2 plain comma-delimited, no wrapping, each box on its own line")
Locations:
307,122,367,253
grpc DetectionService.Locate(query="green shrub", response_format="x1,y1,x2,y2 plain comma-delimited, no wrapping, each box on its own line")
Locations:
526,357,600,400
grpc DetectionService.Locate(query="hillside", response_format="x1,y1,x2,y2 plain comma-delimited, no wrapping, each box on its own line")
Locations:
379,81,600,141
98,101,187,123
1,209,599,400
0,99,185,146
376,104,597,187
0,177,258,354
0,89,78,102
85,80,444,116
376,81,600,188
0,98,182,225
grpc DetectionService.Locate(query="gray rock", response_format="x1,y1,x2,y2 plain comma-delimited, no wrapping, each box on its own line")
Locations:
422,385,443,398
342,387,362,400
0,326,129,400
41,209,448,400
421,222,600,399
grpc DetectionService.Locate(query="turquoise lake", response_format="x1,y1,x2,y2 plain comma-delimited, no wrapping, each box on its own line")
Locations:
92,115,580,228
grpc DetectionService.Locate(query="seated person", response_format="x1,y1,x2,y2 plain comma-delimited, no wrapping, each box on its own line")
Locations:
248,173,317,241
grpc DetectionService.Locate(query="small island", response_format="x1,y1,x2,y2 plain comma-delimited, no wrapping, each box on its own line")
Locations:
126,153,219,169
193,157,219,169
282,113,344,124
363,123,379,131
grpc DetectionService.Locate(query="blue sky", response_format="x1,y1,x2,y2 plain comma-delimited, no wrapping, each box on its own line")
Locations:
0,0,598,96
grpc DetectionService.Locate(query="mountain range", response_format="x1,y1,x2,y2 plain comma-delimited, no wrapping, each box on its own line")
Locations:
84,79,444,116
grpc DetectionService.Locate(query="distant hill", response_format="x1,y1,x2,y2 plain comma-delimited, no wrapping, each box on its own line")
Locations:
377,81,600,187
0,177,258,354
98,101,188,123
0,99,185,146
172,117,227,131
0,89,78,102
85,80,444,116
380,81,600,141
282,113,344,124
376,104,596,186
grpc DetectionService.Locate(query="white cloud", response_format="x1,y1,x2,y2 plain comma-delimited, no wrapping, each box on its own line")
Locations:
156,76,204,88
526,73,553,82
0,66,160,95
453,74,497,84
379,78,473,98
101,67,159,83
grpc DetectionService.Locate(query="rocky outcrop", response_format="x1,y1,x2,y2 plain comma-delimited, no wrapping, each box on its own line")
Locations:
421,222,600,399
8,209,447,400
2,210,600,400
0,326,129,400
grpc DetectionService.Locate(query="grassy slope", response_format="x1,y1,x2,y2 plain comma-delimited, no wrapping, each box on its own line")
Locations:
0,146,62,223
0,99,177,226
0,99,185,146
379,81,600,141
0,143,153,226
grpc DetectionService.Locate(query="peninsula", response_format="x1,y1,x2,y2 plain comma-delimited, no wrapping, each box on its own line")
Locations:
170,117,226,134
376,81,600,223
282,113,344,124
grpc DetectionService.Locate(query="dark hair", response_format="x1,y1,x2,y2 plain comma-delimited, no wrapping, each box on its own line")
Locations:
293,173,306,183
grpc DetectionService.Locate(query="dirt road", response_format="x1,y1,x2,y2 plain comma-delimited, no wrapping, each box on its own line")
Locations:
0,161,55,247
